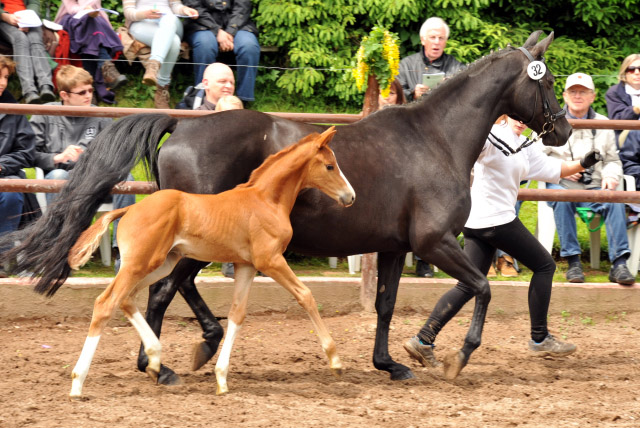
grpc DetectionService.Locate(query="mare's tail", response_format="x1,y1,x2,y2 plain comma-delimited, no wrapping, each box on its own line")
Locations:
68,207,130,270
0,113,178,297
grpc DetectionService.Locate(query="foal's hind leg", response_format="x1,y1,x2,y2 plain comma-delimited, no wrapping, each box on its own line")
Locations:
258,256,343,377
214,263,257,395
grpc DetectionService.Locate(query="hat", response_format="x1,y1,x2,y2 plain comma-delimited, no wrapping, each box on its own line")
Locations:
564,73,595,91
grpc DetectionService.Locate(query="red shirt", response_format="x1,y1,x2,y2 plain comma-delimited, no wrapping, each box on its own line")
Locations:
2,0,26,14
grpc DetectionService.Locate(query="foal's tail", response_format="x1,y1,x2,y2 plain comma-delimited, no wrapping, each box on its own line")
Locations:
0,113,178,297
68,207,130,270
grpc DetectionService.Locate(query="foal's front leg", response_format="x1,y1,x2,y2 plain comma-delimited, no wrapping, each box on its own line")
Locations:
259,256,343,377
215,263,257,395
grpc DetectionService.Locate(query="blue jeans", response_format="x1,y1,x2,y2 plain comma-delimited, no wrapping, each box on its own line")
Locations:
546,182,630,261
187,29,260,101
129,15,184,86
0,191,23,235
45,170,136,247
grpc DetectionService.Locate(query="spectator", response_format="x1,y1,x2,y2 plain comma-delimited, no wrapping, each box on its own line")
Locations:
0,55,36,275
378,79,405,108
618,130,640,226
215,94,243,111
29,65,135,268
397,17,464,102
183,0,259,104
543,72,634,285
0,0,55,104
404,115,599,367
192,62,235,111
54,0,127,103
123,0,199,108
605,54,640,145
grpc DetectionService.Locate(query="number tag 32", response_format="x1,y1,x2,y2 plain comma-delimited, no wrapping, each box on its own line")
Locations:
527,61,546,80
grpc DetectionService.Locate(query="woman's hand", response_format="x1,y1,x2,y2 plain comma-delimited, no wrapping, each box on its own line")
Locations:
144,9,163,19
1,13,20,27
182,6,199,18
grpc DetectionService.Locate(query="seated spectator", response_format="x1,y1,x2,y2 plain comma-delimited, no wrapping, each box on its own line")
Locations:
378,79,405,108
29,65,135,268
543,72,634,285
396,17,464,102
176,62,235,111
0,0,55,104
0,55,36,275
123,0,198,108
215,94,243,111
54,0,127,103
618,130,640,226
183,0,259,104
605,54,640,145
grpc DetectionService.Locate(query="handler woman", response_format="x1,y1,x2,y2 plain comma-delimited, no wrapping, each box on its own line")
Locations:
404,115,601,368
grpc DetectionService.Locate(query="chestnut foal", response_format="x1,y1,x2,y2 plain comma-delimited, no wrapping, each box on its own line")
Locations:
66,127,355,398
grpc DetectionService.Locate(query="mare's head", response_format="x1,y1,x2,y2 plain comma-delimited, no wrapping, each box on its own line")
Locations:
504,31,572,147
301,127,355,207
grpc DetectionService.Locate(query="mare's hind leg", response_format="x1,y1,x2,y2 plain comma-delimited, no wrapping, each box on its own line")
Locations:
258,256,343,377
214,263,256,395
372,251,415,380
138,259,224,384
419,234,491,379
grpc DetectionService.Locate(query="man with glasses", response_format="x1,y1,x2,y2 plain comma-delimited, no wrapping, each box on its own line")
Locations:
542,72,635,285
397,16,464,102
30,65,135,272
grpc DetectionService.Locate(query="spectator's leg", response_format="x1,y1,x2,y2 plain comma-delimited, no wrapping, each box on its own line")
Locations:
0,22,38,97
233,30,260,102
130,16,183,87
25,26,54,91
111,173,136,248
44,169,69,205
546,183,581,259
592,201,631,262
0,191,24,253
187,30,218,85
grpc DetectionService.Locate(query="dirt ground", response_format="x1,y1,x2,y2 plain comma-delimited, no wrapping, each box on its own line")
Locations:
1,299,640,428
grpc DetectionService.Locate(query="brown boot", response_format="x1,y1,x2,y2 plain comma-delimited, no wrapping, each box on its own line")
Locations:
496,255,518,277
142,60,161,86
154,84,170,109
101,60,127,90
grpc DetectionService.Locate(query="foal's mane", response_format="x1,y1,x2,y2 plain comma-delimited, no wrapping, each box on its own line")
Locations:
236,132,322,189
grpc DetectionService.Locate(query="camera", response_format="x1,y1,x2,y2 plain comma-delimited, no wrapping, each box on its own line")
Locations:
579,167,594,185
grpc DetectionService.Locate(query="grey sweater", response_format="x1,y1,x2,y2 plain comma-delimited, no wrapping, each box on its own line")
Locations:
30,102,112,173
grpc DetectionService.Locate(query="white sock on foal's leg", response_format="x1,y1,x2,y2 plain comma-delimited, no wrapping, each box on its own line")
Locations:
70,335,101,398
127,311,162,379
215,320,241,395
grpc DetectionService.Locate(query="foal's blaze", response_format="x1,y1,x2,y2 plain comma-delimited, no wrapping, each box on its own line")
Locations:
66,127,354,398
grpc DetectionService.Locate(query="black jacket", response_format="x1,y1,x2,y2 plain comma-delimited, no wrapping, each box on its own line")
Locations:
183,0,258,37
0,91,36,177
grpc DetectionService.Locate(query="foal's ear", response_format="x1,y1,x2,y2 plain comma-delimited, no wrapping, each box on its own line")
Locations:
528,31,554,58
317,126,337,148
522,30,543,49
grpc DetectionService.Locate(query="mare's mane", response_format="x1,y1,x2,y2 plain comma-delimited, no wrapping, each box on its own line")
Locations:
235,132,322,189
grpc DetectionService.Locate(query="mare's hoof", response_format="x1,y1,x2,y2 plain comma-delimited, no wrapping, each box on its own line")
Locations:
390,366,416,381
192,341,216,371
330,366,344,378
157,365,183,386
443,350,466,380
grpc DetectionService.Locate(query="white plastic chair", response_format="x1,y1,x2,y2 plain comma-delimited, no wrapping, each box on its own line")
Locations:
536,176,636,270
35,167,114,266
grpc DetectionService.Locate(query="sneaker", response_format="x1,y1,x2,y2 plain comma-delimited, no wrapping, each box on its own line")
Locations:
496,255,518,277
221,262,234,279
39,86,56,103
0,269,8,278
403,336,442,367
565,262,584,283
24,91,40,104
609,264,635,286
416,260,433,278
528,334,577,357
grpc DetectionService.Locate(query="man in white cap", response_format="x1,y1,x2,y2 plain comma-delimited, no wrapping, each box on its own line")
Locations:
542,72,635,285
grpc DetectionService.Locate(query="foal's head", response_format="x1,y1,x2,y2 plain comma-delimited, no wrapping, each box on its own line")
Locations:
303,127,356,207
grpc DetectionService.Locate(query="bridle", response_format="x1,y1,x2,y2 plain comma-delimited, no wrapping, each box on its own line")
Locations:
518,46,566,140
488,47,566,157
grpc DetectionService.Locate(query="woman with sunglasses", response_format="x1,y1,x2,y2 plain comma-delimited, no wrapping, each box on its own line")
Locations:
605,54,640,141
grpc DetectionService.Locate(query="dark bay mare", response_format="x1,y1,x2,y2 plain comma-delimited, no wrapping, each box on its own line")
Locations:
0,31,571,383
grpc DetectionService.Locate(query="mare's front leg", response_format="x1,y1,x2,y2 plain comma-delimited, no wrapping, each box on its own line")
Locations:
215,264,256,395
419,234,491,379
258,256,343,378
372,251,415,380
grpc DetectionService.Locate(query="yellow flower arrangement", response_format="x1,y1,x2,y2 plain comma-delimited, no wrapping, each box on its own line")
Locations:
352,26,400,97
